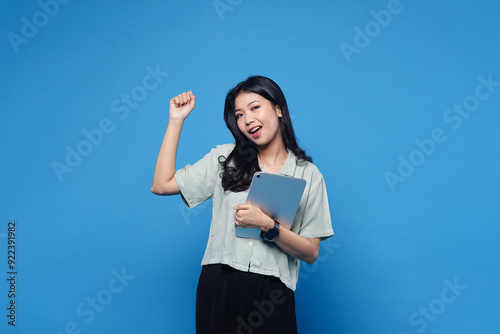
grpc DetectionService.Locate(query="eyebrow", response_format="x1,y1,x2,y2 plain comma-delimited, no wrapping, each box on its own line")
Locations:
235,100,260,112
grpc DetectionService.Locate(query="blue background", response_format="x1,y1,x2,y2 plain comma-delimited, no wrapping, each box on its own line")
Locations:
1,0,499,333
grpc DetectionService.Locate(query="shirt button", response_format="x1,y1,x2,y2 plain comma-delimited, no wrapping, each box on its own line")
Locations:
248,242,253,246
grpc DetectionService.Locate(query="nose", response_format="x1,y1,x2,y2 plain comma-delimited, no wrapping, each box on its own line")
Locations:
245,114,255,125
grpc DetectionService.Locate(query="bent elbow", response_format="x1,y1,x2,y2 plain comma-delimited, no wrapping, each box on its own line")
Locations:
151,184,165,195
304,238,321,264
151,180,180,196
305,250,319,265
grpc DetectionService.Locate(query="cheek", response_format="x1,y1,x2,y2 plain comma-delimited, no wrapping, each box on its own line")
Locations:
269,116,281,132
236,118,245,133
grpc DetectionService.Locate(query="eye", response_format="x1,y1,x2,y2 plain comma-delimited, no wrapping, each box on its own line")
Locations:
251,105,260,111
235,113,243,119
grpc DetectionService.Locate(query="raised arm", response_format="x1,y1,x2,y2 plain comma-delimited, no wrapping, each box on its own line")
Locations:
151,91,196,195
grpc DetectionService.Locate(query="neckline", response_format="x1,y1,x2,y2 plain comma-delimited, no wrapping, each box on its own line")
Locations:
260,149,295,175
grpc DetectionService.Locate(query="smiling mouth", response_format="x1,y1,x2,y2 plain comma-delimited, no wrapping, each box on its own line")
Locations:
249,126,262,138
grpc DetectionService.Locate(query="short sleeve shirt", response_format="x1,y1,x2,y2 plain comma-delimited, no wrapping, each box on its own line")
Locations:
174,143,334,291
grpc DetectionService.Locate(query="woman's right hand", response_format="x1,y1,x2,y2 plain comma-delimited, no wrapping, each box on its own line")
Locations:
169,91,196,121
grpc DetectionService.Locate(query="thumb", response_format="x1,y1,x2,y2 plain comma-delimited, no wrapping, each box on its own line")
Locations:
233,204,248,211
189,91,196,101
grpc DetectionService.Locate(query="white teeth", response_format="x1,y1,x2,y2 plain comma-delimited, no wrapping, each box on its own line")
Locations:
250,126,261,133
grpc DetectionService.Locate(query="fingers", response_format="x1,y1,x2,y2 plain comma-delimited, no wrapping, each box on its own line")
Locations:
171,91,195,108
234,204,254,227
233,203,251,211
234,210,243,227
172,92,187,108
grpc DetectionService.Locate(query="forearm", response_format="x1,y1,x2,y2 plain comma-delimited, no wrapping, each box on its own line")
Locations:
151,119,184,195
259,217,319,264
234,204,321,264
274,227,320,264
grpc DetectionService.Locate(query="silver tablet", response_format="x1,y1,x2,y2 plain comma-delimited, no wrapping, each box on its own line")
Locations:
236,172,307,239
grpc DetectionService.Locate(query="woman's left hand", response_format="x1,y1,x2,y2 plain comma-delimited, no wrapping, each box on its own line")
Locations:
233,204,274,231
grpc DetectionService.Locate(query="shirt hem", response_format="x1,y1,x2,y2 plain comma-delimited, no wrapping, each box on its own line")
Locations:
201,258,296,291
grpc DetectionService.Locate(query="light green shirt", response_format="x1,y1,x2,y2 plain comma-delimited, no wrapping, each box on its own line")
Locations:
174,143,333,290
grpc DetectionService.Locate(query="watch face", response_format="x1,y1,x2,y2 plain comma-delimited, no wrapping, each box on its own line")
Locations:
266,228,279,240
265,221,280,240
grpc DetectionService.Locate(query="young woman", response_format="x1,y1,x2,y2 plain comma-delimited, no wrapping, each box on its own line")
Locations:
152,76,333,333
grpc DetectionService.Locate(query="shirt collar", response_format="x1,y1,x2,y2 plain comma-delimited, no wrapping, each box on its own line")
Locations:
278,149,297,176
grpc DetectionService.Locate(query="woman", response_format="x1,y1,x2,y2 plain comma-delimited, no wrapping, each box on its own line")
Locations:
152,76,333,333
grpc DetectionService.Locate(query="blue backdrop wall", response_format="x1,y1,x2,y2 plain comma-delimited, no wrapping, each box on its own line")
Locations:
1,0,499,333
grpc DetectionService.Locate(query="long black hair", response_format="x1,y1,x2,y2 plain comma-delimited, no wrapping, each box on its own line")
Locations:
219,75,312,192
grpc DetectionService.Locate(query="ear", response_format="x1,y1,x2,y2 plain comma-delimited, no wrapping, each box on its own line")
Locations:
275,105,282,117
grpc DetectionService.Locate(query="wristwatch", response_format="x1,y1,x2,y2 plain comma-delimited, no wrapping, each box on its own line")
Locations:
260,220,280,240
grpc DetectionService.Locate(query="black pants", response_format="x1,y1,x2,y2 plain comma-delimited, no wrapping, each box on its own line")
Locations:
196,264,297,334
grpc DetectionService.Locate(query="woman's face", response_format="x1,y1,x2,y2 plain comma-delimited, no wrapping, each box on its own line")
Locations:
234,92,283,149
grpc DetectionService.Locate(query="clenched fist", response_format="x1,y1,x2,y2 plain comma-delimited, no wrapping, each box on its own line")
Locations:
169,91,196,121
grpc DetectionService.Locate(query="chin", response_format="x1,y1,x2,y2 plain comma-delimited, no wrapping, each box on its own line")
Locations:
250,138,268,146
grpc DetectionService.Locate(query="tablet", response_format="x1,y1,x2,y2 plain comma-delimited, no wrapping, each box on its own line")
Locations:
236,172,307,240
